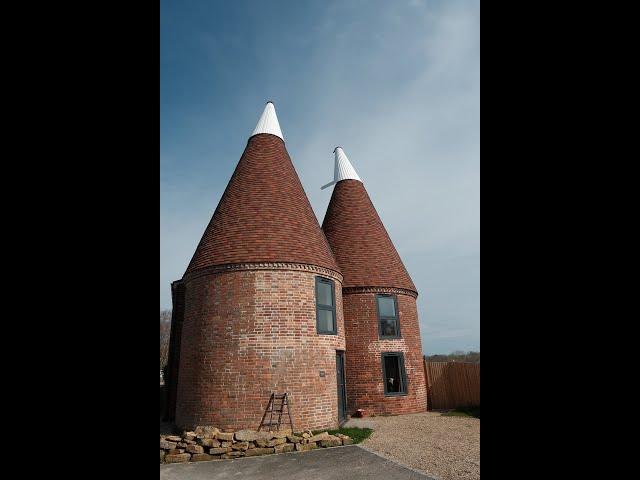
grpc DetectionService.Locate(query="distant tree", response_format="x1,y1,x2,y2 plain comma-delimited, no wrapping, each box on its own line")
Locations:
425,351,480,364
160,310,172,370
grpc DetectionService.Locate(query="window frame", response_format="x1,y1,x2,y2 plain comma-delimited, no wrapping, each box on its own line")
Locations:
315,276,337,335
376,294,401,339
381,352,408,396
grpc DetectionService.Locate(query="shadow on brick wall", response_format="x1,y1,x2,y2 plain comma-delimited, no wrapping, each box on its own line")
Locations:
160,385,166,418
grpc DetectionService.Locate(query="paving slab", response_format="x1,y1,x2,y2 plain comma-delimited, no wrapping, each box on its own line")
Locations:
160,444,434,480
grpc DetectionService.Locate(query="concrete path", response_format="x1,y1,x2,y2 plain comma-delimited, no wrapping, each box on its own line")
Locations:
160,445,434,480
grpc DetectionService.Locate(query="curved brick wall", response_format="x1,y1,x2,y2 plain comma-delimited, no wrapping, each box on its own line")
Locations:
176,266,346,431
342,291,427,415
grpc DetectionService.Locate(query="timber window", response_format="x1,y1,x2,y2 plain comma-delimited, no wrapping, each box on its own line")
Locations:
377,294,400,338
381,352,408,395
316,277,337,334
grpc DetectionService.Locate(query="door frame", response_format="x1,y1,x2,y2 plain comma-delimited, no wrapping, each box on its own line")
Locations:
336,350,347,425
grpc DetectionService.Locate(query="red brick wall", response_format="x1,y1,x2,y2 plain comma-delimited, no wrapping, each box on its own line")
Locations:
342,292,427,416
175,267,346,431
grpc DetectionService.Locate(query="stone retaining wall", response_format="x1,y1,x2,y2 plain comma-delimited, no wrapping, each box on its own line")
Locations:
160,426,352,464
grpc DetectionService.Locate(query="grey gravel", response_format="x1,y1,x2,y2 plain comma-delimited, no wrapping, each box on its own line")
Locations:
362,412,480,480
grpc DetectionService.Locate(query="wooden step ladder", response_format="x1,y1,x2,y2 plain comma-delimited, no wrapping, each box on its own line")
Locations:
258,392,294,433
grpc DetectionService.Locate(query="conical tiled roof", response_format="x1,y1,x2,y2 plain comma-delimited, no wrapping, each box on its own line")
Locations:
185,103,339,276
321,151,416,293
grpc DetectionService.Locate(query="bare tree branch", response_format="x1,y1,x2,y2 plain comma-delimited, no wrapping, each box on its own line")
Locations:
160,310,172,371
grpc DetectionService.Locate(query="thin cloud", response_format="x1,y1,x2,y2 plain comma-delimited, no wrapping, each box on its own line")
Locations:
160,0,479,355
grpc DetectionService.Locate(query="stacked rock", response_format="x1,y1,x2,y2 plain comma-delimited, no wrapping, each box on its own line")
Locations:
160,426,352,464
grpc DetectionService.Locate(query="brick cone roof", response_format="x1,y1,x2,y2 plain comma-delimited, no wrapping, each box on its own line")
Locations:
185,133,339,275
322,179,416,293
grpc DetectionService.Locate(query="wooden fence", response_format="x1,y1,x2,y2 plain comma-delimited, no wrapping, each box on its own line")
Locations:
424,360,480,410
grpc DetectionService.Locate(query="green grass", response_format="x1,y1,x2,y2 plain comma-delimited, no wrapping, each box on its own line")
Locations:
441,406,480,419
311,427,373,444
327,427,373,443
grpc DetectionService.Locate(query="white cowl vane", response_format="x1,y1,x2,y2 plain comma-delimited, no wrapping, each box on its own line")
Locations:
251,101,283,140
321,147,362,189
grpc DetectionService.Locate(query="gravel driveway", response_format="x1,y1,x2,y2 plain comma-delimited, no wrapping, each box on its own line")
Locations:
360,412,479,480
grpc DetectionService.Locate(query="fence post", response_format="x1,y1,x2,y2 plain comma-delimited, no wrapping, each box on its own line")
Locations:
423,357,432,411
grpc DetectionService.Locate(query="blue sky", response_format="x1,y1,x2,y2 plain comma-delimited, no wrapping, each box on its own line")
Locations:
160,0,479,355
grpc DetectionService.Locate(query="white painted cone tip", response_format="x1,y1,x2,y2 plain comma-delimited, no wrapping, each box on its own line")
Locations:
321,147,363,189
334,147,363,182
251,102,284,140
